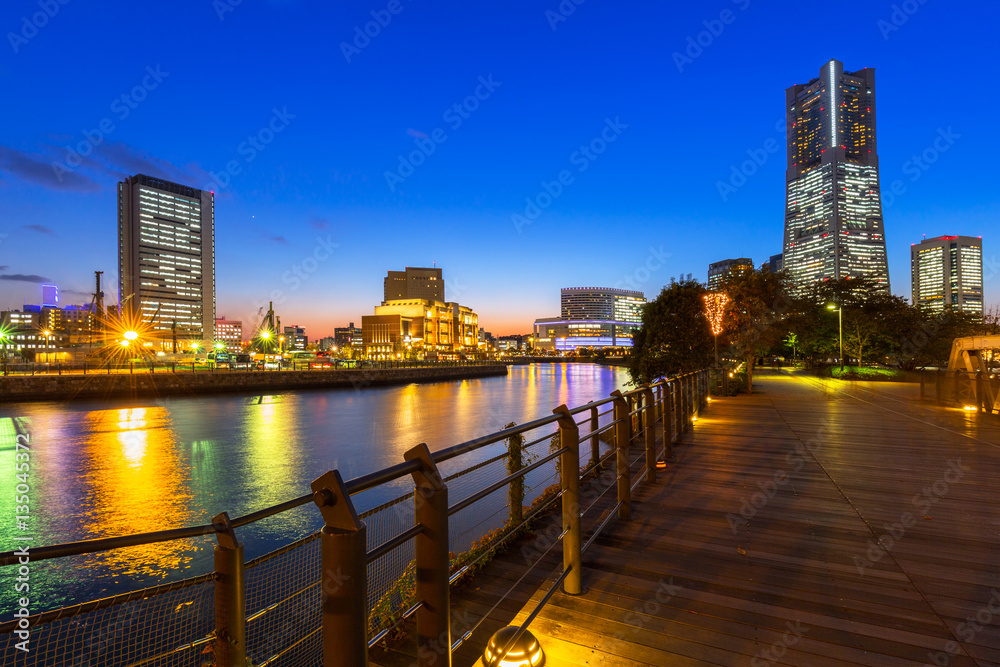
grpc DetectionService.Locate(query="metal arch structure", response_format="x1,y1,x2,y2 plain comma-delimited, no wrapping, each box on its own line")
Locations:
947,336,1000,413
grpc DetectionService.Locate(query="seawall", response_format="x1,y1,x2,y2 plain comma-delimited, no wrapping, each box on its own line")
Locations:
0,365,509,403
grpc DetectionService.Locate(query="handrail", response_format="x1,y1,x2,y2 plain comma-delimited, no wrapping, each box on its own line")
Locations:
0,367,709,667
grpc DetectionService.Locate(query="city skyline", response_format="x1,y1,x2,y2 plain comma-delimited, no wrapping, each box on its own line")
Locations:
1,2,997,336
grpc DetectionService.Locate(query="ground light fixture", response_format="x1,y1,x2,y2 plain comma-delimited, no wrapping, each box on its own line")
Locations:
482,626,544,667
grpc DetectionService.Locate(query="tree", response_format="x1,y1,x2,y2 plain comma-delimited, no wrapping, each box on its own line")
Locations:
720,267,788,392
784,332,799,361
628,278,714,385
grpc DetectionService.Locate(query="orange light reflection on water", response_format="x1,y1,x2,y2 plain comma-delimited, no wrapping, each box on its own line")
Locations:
81,407,198,578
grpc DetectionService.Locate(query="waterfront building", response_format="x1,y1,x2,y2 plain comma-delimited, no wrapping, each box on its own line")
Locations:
383,266,443,302
533,287,645,352
708,258,753,290
282,325,308,350
362,299,479,358
911,235,983,316
782,59,890,294
214,317,243,351
334,322,363,349
118,174,216,348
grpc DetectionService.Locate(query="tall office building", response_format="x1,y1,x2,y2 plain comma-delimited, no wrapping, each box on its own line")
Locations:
911,235,983,316
707,258,753,290
782,59,889,294
118,174,216,346
383,267,443,303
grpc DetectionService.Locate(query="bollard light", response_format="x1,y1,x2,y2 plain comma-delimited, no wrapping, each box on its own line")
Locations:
483,626,544,667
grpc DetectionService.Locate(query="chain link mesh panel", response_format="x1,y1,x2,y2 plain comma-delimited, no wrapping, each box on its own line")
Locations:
0,574,214,666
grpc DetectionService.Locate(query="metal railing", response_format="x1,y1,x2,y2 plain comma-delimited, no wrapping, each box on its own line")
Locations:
0,369,711,666
919,367,1000,414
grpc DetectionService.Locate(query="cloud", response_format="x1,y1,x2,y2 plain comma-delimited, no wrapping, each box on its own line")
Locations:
264,234,288,244
0,145,101,193
0,274,52,283
310,217,330,230
60,288,92,296
22,224,54,235
0,266,8,271
407,128,428,139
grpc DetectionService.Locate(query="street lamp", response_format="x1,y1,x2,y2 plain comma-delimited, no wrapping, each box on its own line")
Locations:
827,304,843,372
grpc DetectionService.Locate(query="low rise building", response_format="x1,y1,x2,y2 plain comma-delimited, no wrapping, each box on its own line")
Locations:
362,299,479,359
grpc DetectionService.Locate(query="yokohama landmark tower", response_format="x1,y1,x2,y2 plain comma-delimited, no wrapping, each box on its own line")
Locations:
782,59,890,293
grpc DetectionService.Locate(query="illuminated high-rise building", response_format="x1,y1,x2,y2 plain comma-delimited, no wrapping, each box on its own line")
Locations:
783,59,889,294
118,174,216,346
911,235,983,316
707,258,753,290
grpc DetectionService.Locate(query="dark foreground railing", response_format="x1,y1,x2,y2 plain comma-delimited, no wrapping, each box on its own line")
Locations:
919,368,1000,414
0,369,711,666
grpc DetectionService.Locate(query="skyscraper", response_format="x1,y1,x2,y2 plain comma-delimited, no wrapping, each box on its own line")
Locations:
707,258,753,290
118,174,216,346
911,235,983,316
383,266,443,303
783,59,889,294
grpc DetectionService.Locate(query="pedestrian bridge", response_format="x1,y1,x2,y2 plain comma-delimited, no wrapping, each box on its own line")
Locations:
410,370,1000,667
3,369,998,667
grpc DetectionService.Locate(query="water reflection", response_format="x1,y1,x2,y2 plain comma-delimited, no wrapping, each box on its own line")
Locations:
0,363,629,611
80,406,196,577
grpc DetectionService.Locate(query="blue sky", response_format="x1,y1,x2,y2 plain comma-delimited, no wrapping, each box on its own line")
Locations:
1,0,996,335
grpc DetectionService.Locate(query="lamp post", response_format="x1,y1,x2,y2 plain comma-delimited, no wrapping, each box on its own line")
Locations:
827,304,843,372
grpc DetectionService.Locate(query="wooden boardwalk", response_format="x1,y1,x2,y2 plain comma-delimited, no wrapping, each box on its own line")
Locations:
372,369,1000,666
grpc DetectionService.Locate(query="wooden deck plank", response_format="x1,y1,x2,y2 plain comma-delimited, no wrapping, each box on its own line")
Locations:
481,370,999,667
374,369,1000,666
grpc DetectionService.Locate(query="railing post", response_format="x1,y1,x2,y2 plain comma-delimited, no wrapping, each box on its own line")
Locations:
553,405,583,595
641,386,656,483
610,390,631,521
589,404,600,469
211,512,246,667
673,379,682,441
404,443,451,667
661,381,674,458
311,470,368,667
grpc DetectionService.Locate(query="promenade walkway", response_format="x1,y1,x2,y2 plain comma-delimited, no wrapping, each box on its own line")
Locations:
452,369,1000,666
